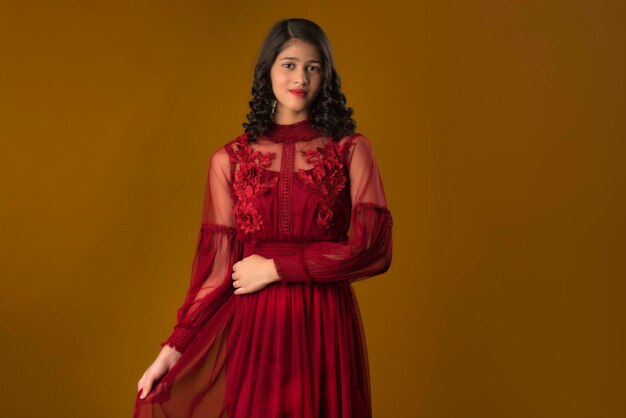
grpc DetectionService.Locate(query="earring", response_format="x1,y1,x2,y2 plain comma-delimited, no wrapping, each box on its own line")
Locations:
271,99,277,115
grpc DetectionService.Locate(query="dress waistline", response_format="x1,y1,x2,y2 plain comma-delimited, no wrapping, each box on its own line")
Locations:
243,240,315,258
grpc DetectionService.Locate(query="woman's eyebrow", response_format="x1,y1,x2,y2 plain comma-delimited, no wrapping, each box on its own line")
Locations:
280,56,322,64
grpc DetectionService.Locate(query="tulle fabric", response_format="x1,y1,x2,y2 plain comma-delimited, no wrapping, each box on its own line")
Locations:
134,125,393,418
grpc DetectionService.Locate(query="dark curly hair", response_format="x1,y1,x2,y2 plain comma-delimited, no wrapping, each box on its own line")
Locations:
242,18,357,142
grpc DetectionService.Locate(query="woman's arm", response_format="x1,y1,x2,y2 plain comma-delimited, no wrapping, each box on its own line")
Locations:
159,146,243,354
272,135,394,284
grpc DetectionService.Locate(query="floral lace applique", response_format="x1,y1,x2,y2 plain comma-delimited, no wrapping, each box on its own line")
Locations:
226,133,279,235
296,139,353,229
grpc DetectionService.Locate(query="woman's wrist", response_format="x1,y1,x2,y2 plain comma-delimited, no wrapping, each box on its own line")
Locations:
159,344,182,362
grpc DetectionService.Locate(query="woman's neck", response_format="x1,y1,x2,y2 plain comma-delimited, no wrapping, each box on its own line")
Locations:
263,117,321,144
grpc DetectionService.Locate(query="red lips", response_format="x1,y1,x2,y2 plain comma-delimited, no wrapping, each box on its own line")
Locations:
289,89,306,97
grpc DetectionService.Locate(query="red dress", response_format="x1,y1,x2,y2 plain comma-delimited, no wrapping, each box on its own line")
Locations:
133,118,394,418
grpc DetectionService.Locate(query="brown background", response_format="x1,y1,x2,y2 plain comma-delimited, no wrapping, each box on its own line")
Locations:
1,1,624,417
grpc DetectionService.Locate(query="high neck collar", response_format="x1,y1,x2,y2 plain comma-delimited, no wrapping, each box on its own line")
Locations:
263,118,322,144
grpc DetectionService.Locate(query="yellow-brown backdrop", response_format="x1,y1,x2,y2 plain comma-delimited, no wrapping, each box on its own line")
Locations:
1,1,624,417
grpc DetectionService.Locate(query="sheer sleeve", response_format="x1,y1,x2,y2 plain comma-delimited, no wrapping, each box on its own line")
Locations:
159,146,243,354
273,134,393,284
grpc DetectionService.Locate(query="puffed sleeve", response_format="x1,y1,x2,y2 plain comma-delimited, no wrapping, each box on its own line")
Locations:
159,146,243,354
273,134,393,284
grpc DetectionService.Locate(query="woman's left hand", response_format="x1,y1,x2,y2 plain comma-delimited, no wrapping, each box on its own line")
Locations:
231,254,280,295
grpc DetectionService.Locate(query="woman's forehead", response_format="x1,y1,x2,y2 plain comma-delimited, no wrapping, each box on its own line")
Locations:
277,39,321,60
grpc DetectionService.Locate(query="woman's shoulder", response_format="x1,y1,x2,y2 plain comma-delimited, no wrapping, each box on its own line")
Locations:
335,132,372,161
220,132,251,162
336,131,369,147
206,134,245,169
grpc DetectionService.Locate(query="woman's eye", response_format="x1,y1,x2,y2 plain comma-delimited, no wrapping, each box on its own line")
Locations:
282,63,321,72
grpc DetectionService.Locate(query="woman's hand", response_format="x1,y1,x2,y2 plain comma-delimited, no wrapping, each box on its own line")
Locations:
136,346,182,400
231,254,280,295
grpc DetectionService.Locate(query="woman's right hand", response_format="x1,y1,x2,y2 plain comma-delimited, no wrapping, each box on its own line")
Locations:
137,346,182,400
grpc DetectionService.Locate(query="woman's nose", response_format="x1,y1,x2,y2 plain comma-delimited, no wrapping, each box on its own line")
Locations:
295,70,309,85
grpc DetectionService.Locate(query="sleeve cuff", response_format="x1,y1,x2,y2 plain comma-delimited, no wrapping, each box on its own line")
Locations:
273,253,313,284
159,325,197,354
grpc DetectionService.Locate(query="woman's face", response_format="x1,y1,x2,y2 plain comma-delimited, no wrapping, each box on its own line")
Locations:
270,38,323,123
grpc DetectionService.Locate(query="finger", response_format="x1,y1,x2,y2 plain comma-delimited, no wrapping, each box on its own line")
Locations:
140,382,152,400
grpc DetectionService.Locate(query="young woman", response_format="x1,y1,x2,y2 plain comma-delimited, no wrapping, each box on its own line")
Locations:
134,18,393,418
